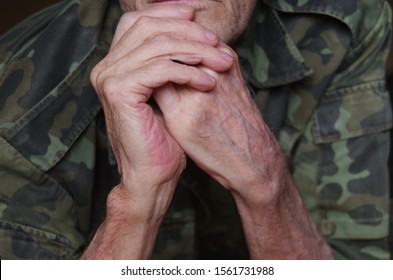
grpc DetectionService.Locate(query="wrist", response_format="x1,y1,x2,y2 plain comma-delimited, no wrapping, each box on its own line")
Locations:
229,150,290,208
106,183,168,225
231,173,333,259
81,185,165,259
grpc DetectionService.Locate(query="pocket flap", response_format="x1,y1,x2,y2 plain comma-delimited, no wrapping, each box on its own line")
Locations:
313,81,392,144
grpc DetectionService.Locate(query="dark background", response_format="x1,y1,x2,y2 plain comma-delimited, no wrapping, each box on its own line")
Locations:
0,0,60,35
1,0,393,258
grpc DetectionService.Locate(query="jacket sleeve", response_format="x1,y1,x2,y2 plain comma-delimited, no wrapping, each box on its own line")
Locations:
0,0,106,259
291,2,392,259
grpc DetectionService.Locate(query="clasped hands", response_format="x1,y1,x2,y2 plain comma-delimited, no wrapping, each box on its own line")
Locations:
85,4,333,260
91,4,282,208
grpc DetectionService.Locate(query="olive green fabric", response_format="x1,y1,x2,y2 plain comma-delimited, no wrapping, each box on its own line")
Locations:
0,0,391,259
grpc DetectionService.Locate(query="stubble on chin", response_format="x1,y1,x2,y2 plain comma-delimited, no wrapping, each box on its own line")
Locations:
117,0,251,44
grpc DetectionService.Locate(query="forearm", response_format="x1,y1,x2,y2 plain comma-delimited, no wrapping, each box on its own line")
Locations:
80,184,170,260
80,216,159,260
232,165,334,260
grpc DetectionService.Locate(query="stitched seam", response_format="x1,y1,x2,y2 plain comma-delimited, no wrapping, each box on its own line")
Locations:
2,47,96,141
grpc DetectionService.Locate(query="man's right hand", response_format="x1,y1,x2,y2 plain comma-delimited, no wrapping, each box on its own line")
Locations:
83,4,233,259
91,4,232,210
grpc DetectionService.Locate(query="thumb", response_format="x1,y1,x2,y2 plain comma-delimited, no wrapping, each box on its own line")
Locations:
153,83,182,120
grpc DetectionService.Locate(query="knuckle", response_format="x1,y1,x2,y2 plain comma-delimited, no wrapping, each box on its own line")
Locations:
118,15,155,44
102,76,116,94
101,76,120,101
187,110,210,132
117,13,130,29
118,11,140,29
90,60,109,92
90,67,102,91
151,59,173,73
133,15,154,32
90,67,99,87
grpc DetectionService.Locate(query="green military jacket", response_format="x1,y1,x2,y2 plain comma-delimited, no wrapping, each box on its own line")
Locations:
0,0,392,259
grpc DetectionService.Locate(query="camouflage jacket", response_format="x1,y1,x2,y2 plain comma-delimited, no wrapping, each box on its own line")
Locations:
0,0,391,259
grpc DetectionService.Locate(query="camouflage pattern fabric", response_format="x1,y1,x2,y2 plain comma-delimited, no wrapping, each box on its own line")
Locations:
0,0,391,259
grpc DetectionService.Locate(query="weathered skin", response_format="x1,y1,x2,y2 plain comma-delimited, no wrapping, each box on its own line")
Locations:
0,0,391,259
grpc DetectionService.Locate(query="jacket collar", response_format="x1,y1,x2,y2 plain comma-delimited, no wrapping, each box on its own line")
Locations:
96,0,313,90
97,0,313,91
233,1,312,90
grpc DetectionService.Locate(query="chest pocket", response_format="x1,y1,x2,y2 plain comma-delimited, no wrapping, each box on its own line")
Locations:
0,49,102,259
313,81,392,143
311,80,392,239
1,51,101,172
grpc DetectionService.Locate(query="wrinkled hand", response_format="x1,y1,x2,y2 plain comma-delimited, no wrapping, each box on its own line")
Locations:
90,4,233,216
153,42,333,260
154,45,284,202
86,4,333,260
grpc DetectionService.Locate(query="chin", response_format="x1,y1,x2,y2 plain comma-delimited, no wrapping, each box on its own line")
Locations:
193,14,240,45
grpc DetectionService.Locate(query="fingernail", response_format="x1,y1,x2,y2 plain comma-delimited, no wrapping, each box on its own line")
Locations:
221,51,233,62
208,75,216,85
